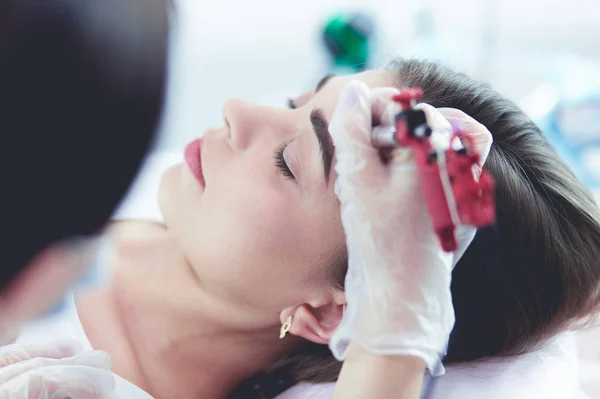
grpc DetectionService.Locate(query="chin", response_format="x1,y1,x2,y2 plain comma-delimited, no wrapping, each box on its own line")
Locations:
157,164,185,226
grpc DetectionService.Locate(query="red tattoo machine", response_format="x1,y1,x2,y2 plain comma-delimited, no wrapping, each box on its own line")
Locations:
371,88,496,252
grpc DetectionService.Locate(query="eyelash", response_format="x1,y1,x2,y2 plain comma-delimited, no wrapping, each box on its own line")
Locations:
274,142,295,180
287,98,296,109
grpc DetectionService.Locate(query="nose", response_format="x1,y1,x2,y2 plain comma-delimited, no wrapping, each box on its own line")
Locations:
222,98,290,150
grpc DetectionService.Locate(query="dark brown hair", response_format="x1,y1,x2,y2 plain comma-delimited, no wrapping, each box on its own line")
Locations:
259,58,600,387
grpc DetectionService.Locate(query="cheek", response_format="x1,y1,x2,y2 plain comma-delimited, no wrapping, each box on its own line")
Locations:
158,159,345,307
158,164,199,227
162,162,310,278
199,190,324,307
200,187,305,275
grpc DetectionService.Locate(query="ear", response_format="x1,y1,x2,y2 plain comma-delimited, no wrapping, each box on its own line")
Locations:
281,294,346,345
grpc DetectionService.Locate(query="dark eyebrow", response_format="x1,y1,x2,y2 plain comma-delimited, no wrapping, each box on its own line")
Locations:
315,74,334,92
310,108,334,183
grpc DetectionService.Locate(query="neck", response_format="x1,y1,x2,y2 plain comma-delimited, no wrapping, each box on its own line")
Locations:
77,230,298,399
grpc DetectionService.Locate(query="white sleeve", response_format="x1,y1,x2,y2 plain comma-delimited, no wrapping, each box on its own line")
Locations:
111,151,183,224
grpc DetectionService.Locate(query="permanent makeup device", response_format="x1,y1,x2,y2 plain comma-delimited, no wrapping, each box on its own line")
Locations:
371,88,496,252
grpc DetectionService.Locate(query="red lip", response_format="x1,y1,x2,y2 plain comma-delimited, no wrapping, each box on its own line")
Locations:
184,138,205,187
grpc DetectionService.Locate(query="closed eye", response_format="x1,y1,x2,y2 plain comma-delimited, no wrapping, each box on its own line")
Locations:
274,142,295,180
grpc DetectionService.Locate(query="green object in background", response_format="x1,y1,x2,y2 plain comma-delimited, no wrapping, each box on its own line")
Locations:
322,12,375,72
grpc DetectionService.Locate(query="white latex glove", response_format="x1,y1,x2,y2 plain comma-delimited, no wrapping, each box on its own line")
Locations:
328,81,493,376
0,342,115,399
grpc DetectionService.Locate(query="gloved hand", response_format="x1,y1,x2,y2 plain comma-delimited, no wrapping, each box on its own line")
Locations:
328,81,493,376
0,341,115,399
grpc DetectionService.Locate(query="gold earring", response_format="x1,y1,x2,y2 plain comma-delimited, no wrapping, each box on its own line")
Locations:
279,316,293,339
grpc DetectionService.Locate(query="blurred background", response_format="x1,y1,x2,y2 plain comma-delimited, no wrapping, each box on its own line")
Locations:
157,0,600,201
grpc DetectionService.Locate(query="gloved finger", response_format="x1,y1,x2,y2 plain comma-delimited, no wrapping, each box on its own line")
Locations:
453,225,477,269
436,107,493,265
0,341,84,368
329,80,386,181
438,107,493,166
0,351,111,385
414,103,453,150
368,87,400,127
369,88,406,156
0,365,115,399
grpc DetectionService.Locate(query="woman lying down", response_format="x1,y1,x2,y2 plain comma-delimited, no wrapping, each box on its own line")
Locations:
11,59,600,399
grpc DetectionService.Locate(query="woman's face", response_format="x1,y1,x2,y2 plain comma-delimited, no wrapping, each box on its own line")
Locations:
159,70,396,314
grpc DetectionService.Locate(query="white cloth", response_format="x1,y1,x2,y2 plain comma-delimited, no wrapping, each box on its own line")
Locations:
576,324,600,398
421,333,583,399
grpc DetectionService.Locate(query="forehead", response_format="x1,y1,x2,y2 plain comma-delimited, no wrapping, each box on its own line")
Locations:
309,70,398,120
310,70,398,115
